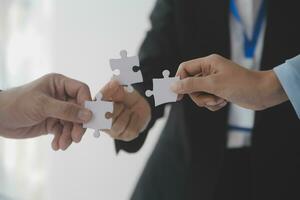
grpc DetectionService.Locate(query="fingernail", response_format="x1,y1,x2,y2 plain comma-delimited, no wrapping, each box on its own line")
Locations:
78,109,92,122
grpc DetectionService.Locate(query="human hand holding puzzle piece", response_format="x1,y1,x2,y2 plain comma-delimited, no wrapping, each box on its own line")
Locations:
84,50,179,138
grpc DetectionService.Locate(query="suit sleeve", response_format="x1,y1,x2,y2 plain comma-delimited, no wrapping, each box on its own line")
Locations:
274,55,300,118
115,0,180,153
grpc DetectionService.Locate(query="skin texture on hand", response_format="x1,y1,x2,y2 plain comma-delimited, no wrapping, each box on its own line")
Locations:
172,54,288,111
100,80,151,142
0,73,92,151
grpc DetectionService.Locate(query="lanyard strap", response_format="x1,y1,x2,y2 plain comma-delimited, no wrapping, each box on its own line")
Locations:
230,0,266,58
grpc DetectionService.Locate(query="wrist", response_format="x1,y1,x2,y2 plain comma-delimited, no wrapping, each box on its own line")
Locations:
258,70,288,109
0,90,7,135
0,89,17,133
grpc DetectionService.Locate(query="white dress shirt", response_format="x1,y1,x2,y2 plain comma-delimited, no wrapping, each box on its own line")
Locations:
227,0,267,148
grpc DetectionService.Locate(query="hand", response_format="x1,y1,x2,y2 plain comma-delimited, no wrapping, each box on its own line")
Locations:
0,73,92,151
100,80,151,141
171,54,288,111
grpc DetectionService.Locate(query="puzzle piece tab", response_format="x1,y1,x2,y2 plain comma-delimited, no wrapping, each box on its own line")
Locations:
145,70,180,106
83,93,113,138
110,50,143,92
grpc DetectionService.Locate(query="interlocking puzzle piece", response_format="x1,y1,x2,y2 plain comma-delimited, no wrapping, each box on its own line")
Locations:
83,93,113,138
145,70,180,106
109,50,143,92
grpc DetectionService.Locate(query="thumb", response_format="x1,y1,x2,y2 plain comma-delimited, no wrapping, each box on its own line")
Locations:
171,76,214,94
44,97,92,123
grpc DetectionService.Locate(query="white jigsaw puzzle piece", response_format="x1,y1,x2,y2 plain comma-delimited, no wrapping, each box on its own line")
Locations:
83,93,113,138
110,50,143,88
146,70,180,106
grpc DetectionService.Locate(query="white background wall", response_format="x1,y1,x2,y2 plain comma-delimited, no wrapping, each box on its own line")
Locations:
1,0,169,200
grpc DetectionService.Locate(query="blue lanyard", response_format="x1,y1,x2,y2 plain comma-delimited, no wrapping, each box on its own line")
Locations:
230,0,266,58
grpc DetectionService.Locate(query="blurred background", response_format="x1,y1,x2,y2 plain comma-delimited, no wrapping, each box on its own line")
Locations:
0,0,168,199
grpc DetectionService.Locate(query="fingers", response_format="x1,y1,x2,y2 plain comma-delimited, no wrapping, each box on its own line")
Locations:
189,92,223,107
117,113,141,141
71,123,85,143
42,118,61,151
109,108,132,138
111,103,125,121
67,97,86,143
41,74,92,150
104,102,143,141
173,54,225,95
176,57,208,79
44,96,92,123
51,74,92,105
101,80,139,108
50,121,63,151
105,111,141,142
45,97,87,150
189,93,227,111
58,122,73,151
100,80,145,142
51,130,62,151
101,80,125,102
50,120,85,151
176,54,224,78
171,76,215,94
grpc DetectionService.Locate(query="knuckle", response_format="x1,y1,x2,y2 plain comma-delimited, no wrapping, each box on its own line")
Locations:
208,54,223,65
80,82,90,92
179,61,188,70
209,54,221,61
44,73,64,80
43,73,66,87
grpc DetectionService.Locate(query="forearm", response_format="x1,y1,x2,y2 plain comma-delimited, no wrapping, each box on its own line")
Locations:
0,89,9,135
0,89,3,134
